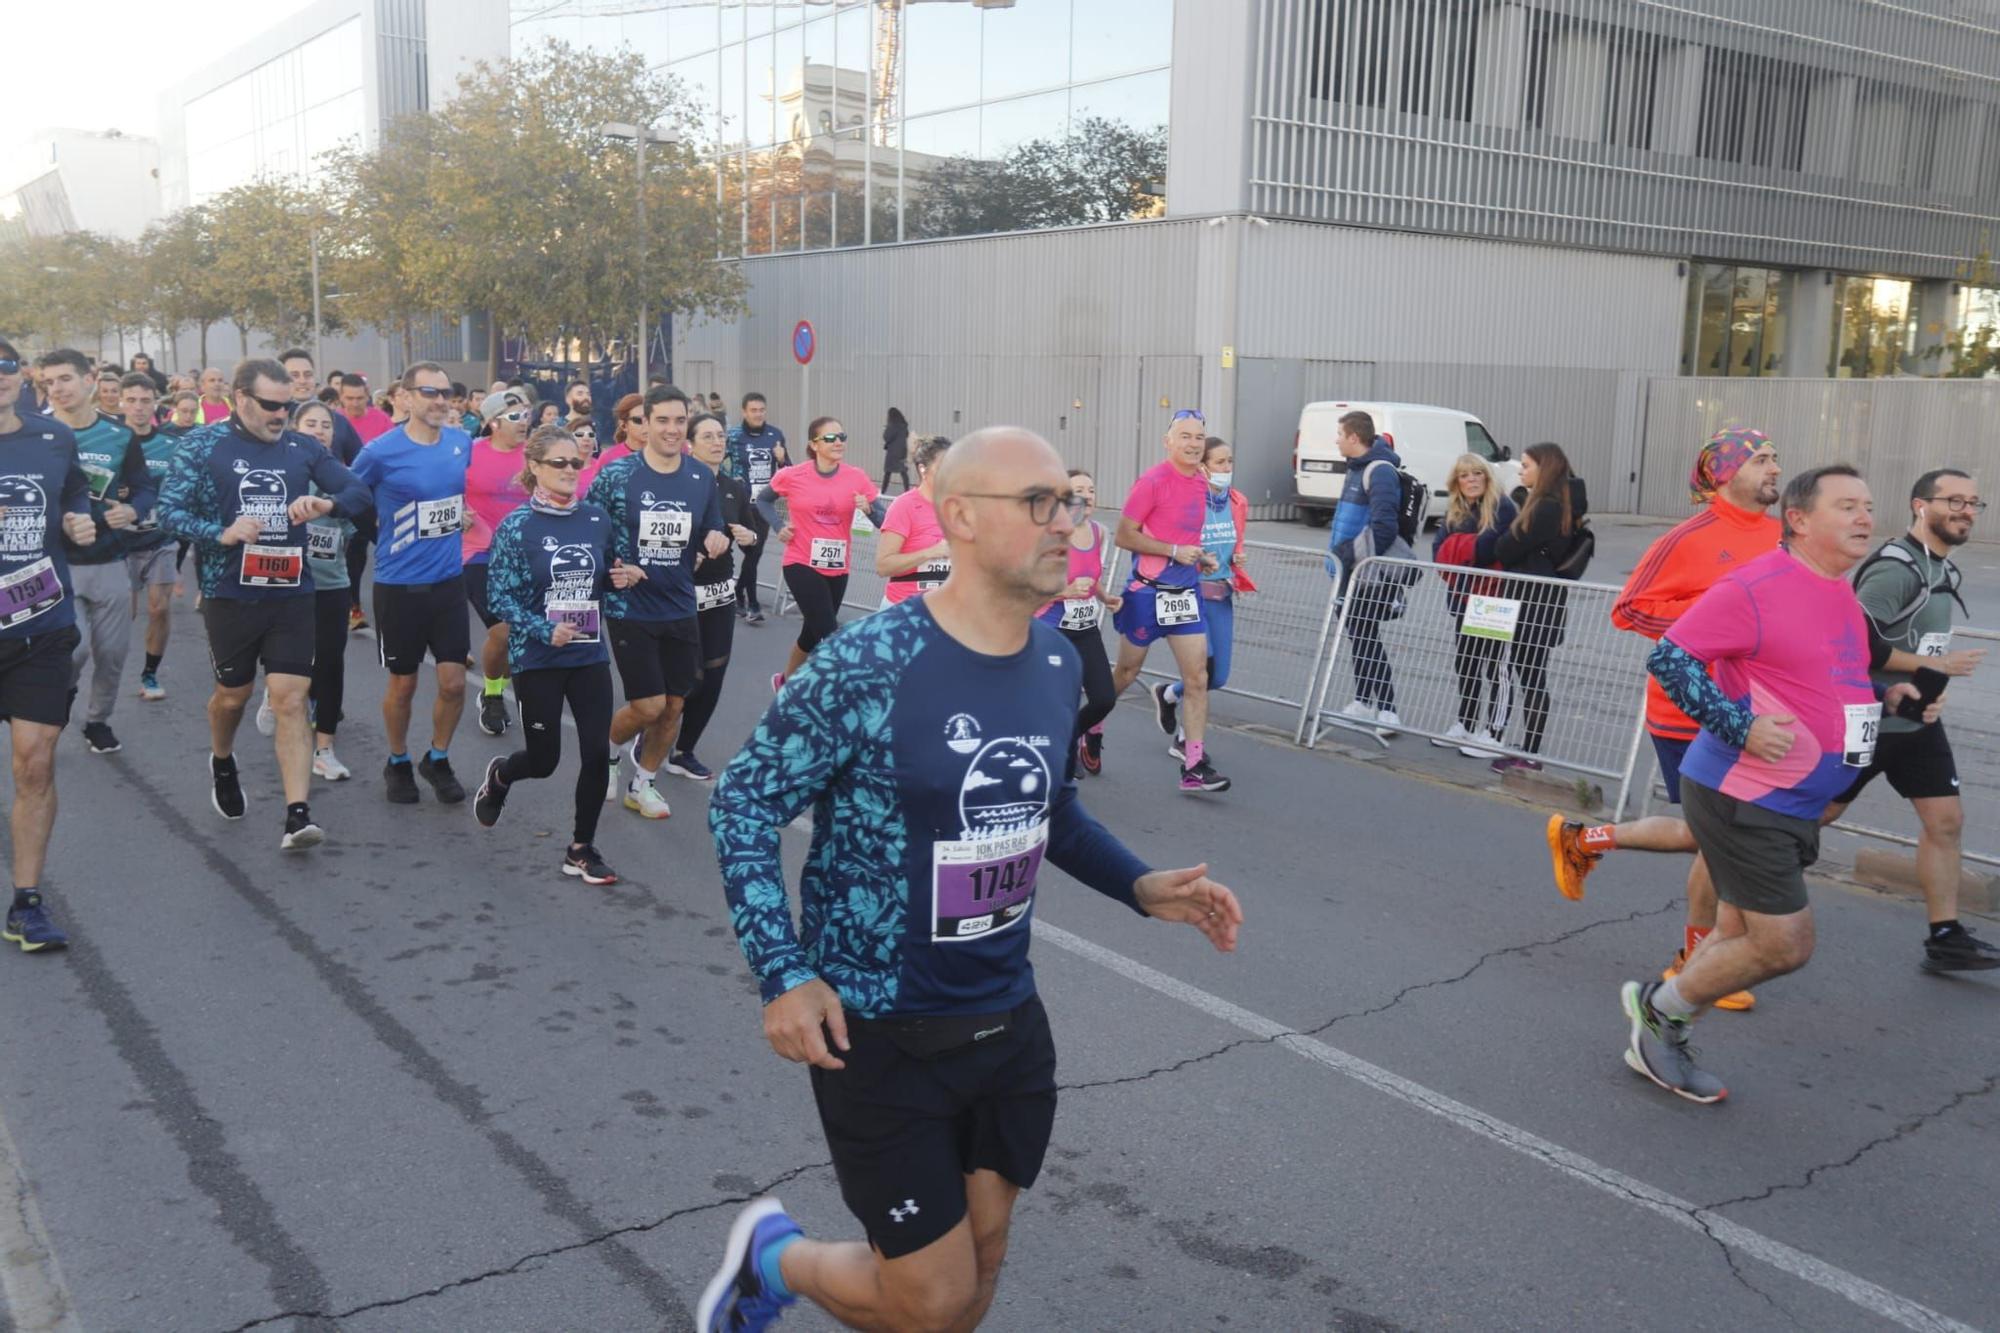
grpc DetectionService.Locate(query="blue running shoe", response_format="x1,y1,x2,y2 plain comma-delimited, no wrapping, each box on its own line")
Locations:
697,1197,801,1332
3,893,68,953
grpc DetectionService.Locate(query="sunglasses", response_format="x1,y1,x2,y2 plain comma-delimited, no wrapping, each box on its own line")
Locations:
500,409,531,423
815,432,848,443
411,385,450,399
1171,409,1205,423
536,457,586,470
0,359,19,376
245,393,290,413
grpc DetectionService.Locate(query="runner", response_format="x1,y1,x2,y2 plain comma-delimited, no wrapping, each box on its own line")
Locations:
290,401,357,781
698,425,1243,1333
874,434,951,606
587,385,729,818
1621,464,1932,1103
0,338,97,952
465,387,534,738
36,349,156,756
666,410,759,782
118,372,180,703
727,392,788,623
158,358,372,851
1036,468,1121,777
1550,430,1780,1011
1108,409,1231,793
349,362,474,805
756,417,886,693
1819,467,1997,972
474,424,625,885
1166,437,1248,763
577,391,642,492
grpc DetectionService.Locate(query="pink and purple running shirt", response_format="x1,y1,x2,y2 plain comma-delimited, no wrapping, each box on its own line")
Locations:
1667,549,1880,819
880,489,948,604
1121,460,1210,590
770,462,880,577
463,438,529,564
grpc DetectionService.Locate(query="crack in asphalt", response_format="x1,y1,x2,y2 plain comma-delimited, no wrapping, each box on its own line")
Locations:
1059,900,1681,1094
1704,1070,2000,1213
217,1159,832,1333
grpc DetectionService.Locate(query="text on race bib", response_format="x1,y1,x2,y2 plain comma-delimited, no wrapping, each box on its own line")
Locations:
932,822,1047,943
696,578,737,611
241,544,303,588
414,494,464,540
1154,588,1200,627
1843,702,1881,767
809,537,848,570
1058,597,1102,631
917,558,951,590
306,525,342,561
0,558,64,630
1918,632,1952,657
639,508,693,555
546,597,600,643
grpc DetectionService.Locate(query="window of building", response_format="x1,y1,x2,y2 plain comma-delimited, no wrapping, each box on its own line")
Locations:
1830,276,1915,378
1682,263,1791,378
1695,47,1808,170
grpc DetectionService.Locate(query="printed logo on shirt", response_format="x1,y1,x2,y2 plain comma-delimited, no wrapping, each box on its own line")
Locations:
0,475,50,555
944,712,982,754
957,737,1052,837
542,536,599,599
233,461,291,535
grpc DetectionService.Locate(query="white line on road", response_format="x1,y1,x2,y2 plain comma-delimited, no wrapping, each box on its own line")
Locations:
1034,919,1980,1333
0,1097,79,1333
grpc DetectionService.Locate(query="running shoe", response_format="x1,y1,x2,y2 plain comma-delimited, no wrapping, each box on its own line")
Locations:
1179,757,1231,793
418,753,466,803
1662,949,1755,1012
1077,732,1102,777
1491,755,1543,775
1922,925,2000,973
478,692,510,737
281,807,325,851
138,671,165,702
562,844,619,885
1167,730,1185,764
734,602,748,619
1152,681,1178,737
666,751,715,782
696,1197,802,1333
348,605,370,636
210,754,246,820
384,758,420,805
1546,816,1600,902
2,893,67,953
606,755,622,802
746,608,766,625
254,691,276,736
1084,729,1103,773
1620,980,1727,1104
313,747,352,782
474,757,509,828
1432,722,1475,749
82,721,121,754
625,779,672,819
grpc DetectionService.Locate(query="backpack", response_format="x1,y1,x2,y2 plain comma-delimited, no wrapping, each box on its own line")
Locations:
1851,538,1965,628
1552,520,1595,580
1364,459,1427,546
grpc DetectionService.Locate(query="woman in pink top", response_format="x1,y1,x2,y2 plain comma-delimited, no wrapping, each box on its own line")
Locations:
1036,468,1123,774
875,435,953,607
756,416,887,689
464,403,531,715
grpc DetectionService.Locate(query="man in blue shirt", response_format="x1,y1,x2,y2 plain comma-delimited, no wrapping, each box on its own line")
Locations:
697,426,1243,1333
350,362,474,805
725,392,786,622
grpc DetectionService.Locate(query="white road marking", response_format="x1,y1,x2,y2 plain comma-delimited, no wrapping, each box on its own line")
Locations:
0,1098,80,1332
1034,919,1979,1333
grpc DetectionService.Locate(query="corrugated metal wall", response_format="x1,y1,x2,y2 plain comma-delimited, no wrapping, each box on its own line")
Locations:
1639,377,2000,522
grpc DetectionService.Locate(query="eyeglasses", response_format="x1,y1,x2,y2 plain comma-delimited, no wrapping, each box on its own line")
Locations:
536,457,586,471
815,432,848,444
1171,409,1205,423
1930,497,1988,514
0,359,19,376
411,385,450,399
961,489,1090,527
500,409,531,424
245,393,290,413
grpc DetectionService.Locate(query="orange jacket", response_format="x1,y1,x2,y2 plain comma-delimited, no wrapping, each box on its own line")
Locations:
1611,500,1782,740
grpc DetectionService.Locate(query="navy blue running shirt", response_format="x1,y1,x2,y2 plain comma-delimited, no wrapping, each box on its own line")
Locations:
587,451,724,622
711,600,1152,1018
0,414,93,639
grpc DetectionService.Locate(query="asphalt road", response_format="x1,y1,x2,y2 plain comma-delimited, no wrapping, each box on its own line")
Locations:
0,582,1996,1333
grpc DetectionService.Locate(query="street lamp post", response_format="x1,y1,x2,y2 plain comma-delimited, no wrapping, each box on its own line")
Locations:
600,121,682,382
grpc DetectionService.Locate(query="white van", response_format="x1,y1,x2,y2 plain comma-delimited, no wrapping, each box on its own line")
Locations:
1292,401,1518,528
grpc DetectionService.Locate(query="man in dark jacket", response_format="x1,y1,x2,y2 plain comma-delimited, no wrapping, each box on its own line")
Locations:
1326,411,1405,737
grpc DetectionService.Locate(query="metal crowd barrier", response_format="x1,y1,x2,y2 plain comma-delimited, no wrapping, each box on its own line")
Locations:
1303,557,1654,817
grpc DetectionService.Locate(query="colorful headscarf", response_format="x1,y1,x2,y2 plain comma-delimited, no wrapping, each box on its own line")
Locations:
1690,427,1771,503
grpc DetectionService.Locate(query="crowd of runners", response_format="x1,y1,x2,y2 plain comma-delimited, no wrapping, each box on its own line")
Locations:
0,336,1992,1330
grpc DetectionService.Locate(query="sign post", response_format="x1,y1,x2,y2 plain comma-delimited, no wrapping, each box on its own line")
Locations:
792,319,816,439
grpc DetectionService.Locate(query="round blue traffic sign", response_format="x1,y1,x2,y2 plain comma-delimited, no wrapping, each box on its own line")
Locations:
792,320,816,366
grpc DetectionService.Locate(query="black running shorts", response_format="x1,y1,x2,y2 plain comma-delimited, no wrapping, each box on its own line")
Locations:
1833,722,1960,804
373,576,473,675
464,561,502,629
1680,777,1817,917
810,993,1057,1259
0,624,81,726
203,596,316,687
608,616,701,701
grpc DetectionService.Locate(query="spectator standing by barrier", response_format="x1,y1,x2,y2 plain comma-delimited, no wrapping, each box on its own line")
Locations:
880,407,911,493
1328,410,1409,741
1165,437,1248,763
1039,468,1122,776
1431,453,1518,758
1477,443,1585,774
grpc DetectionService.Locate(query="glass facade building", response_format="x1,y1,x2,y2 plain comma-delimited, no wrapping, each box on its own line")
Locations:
510,0,1174,254
182,19,367,205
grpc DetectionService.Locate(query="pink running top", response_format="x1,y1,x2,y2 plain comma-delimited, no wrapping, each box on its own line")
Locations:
770,461,879,577
880,489,949,604
463,438,529,563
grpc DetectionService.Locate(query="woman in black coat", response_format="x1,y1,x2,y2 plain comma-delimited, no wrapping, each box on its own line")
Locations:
1475,442,1586,773
881,406,910,492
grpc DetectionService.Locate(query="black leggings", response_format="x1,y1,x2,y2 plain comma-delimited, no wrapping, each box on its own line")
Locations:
677,600,738,757
1063,626,1117,736
737,519,769,610
1450,619,1507,734
500,662,613,846
881,463,910,493
310,588,350,736
1510,638,1552,755
346,511,376,608
783,564,848,653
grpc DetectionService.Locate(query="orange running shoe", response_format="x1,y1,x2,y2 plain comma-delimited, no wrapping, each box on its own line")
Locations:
1663,949,1756,1012
1546,815,1600,902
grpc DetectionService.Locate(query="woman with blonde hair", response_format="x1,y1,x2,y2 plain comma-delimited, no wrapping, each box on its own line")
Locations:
1432,453,1517,758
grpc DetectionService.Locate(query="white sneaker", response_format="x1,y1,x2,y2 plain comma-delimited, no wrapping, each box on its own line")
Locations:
1460,729,1505,759
623,778,672,820
1338,699,1375,722
313,747,352,781
1433,722,1473,748
606,755,621,802
1376,709,1402,739
255,691,276,737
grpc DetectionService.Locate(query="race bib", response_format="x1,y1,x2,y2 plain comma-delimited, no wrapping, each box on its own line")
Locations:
0,558,64,630
241,543,302,588
1154,588,1200,627
696,578,737,611
546,597,600,643
82,463,114,502
809,536,848,570
415,494,464,540
749,463,773,489
1059,598,1102,631
1917,632,1952,658
639,508,693,556
916,558,951,590
932,822,1047,943
1843,702,1882,767
306,525,342,561
1461,595,1521,642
